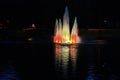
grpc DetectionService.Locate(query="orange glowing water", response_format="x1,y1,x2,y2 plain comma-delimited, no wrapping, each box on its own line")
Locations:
54,7,81,44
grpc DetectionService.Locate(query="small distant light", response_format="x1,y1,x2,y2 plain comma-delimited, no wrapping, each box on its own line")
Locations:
32,24,36,28
96,40,105,44
28,37,33,41
104,20,107,23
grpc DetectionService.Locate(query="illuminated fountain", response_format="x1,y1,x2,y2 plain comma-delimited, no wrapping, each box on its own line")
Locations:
53,6,81,45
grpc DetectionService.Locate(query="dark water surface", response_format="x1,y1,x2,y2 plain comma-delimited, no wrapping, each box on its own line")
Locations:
0,39,120,80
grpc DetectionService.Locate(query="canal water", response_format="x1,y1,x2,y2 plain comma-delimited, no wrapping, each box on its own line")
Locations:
0,38,120,80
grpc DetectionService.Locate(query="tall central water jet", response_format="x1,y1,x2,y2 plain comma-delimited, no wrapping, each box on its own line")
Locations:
54,6,81,44
62,7,70,43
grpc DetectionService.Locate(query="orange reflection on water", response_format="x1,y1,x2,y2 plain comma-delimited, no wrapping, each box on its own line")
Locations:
54,44,79,77
55,45,62,67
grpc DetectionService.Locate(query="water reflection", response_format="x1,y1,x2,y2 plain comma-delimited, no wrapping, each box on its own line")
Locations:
0,65,20,80
54,44,79,79
70,45,78,72
87,65,96,80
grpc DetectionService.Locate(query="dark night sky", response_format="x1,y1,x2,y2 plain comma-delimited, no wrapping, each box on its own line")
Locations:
0,0,119,16
0,0,120,28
